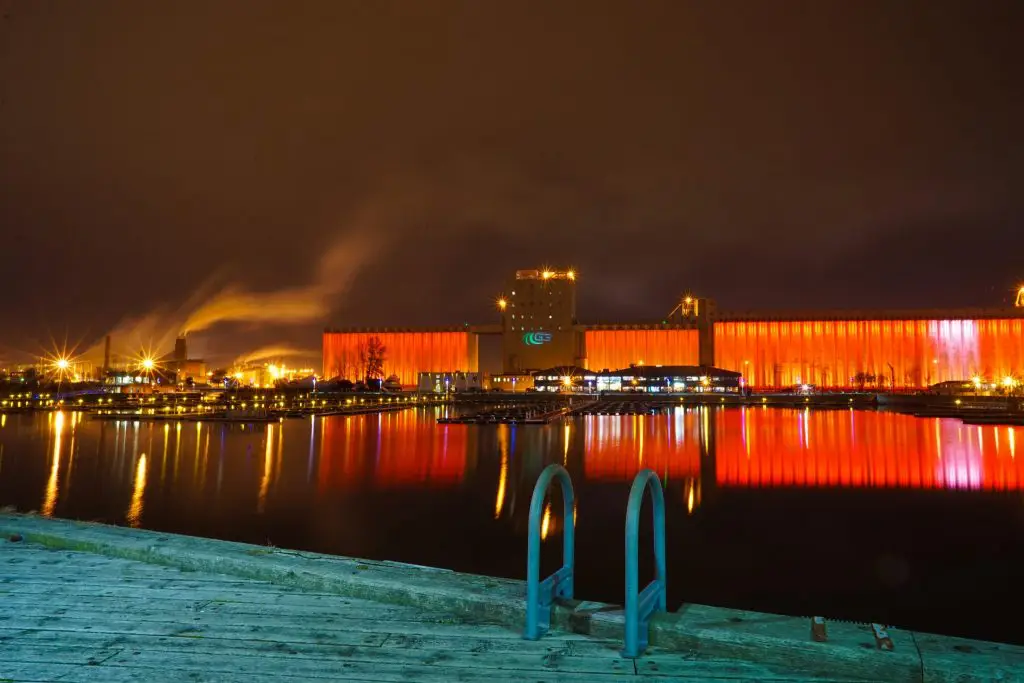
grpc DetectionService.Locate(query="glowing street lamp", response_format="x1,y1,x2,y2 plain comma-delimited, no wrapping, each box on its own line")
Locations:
140,358,155,371
497,297,507,311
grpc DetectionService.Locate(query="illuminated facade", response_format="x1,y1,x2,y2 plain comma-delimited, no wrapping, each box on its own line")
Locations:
584,327,700,371
323,329,477,386
714,313,1024,389
323,268,1024,389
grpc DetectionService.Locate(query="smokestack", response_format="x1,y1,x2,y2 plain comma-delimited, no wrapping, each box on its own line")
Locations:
102,335,111,377
174,335,188,363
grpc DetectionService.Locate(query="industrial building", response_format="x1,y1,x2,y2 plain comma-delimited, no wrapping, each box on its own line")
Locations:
323,269,1024,390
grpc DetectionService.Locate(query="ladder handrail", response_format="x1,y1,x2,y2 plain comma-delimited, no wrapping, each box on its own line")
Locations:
524,464,576,640
622,468,667,657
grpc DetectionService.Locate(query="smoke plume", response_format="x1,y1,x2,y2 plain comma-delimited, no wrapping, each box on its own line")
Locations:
233,344,319,365
83,230,380,364
181,232,378,334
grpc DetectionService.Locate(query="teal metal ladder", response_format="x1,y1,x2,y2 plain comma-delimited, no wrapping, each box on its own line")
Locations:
522,465,667,657
622,468,667,657
523,464,575,640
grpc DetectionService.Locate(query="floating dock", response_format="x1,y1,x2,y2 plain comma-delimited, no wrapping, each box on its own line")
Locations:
1,514,1021,682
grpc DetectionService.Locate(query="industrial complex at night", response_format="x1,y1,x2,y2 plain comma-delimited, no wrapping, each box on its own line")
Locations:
324,269,1024,391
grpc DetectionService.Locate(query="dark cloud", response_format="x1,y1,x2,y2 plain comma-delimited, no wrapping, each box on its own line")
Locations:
0,0,1022,362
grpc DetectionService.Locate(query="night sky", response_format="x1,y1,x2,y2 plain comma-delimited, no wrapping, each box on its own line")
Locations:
1,1,1022,365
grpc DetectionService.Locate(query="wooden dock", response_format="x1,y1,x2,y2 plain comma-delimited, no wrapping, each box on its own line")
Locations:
1,515,1022,682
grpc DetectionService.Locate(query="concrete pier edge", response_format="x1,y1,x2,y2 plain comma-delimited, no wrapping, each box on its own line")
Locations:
2,514,1020,683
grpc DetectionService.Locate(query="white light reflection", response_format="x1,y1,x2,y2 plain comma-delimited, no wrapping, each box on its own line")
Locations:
42,412,65,516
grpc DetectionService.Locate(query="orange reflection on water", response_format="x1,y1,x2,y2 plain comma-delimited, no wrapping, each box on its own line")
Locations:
582,409,702,481
319,410,468,490
716,408,1024,490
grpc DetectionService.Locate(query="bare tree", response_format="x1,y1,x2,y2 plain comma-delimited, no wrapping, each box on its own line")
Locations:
365,336,386,381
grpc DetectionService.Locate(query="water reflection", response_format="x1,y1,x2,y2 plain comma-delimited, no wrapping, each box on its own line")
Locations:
127,453,147,527
4,406,1024,532
495,425,509,519
715,408,1024,489
583,410,701,480
42,411,64,516
318,409,469,489
258,423,275,512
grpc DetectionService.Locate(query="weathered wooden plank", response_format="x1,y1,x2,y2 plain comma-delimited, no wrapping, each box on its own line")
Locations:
3,628,621,666
2,571,305,588
0,659,689,683
0,516,532,624
0,590,427,616
0,651,854,682
0,611,466,644
0,619,389,647
1,612,534,642
5,626,619,660
915,632,1024,683
1,565,303,589
3,642,636,677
